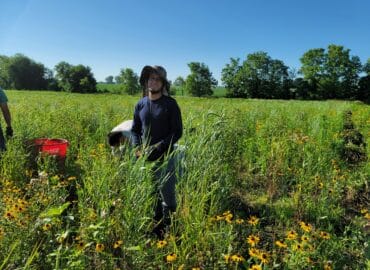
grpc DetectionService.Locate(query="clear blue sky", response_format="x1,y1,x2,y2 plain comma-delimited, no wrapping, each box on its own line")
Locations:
1,0,369,83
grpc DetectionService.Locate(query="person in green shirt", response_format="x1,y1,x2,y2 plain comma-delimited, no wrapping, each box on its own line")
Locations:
0,87,13,151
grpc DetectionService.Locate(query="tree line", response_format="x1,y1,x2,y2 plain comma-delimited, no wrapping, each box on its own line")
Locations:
0,44,369,101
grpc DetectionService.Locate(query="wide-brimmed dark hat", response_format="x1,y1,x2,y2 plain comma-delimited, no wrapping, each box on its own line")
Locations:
139,65,170,96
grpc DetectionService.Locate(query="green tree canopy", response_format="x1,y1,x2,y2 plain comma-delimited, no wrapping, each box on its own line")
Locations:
173,76,185,87
222,52,290,98
0,54,49,90
55,62,97,93
185,62,217,97
299,44,362,99
115,68,140,95
105,75,114,84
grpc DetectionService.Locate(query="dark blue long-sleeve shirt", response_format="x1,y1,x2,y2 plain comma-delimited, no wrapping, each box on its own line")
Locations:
131,95,183,159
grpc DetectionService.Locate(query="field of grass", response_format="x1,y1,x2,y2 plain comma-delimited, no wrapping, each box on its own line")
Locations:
98,83,227,97
0,90,369,269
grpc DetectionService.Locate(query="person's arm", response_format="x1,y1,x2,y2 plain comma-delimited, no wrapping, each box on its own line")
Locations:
0,103,11,127
0,103,12,138
131,103,142,147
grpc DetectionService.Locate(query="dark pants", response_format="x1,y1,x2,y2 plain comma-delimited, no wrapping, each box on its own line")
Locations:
0,127,6,151
152,157,177,235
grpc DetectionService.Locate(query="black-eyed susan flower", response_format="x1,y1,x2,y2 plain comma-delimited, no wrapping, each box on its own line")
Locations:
364,213,370,220
215,215,224,221
222,211,233,223
231,254,245,263
247,234,260,247
67,176,77,181
319,231,330,239
324,261,333,270
249,265,262,270
301,235,309,242
166,253,177,263
275,240,287,248
293,243,304,252
4,211,15,220
42,223,52,231
114,240,123,249
224,254,231,263
209,217,217,222
360,208,368,214
235,218,244,224
76,241,85,251
248,216,259,226
95,243,105,252
286,230,297,240
156,240,167,249
225,215,233,223
299,221,312,233
248,248,261,258
258,252,269,264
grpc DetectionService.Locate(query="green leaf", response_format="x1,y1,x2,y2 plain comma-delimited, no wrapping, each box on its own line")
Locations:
39,202,71,218
125,245,142,251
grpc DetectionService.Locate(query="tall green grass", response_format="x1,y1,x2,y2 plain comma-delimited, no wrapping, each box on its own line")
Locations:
0,91,368,269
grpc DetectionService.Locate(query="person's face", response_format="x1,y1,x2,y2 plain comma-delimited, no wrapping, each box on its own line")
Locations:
147,73,163,93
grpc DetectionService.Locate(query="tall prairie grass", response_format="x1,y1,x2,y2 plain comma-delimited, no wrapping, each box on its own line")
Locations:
0,90,368,269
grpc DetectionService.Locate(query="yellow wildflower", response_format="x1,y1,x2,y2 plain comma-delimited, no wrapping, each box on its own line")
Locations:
249,265,262,270
247,215,259,226
166,253,177,263
364,213,370,220
360,208,368,214
258,252,269,264
224,254,231,263
113,240,123,249
42,223,52,231
67,176,77,181
301,235,309,242
215,215,224,221
230,254,245,263
299,221,312,233
293,243,304,252
286,230,297,240
4,211,15,220
248,248,261,258
95,243,105,252
319,231,330,239
76,241,85,251
235,218,244,224
324,261,333,270
247,234,260,247
225,215,233,223
156,240,167,249
275,240,287,248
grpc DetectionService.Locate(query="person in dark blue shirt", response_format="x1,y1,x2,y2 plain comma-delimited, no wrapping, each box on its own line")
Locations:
131,65,183,239
0,87,13,151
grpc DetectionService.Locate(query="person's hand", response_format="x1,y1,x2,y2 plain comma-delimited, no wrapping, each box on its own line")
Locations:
135,150,142,159
6,126,13,138
147,143,164,161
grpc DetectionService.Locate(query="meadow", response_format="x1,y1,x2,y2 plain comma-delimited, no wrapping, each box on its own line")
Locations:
0,90,369,269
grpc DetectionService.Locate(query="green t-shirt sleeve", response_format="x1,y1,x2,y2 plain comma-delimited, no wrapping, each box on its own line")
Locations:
0,88,8,103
